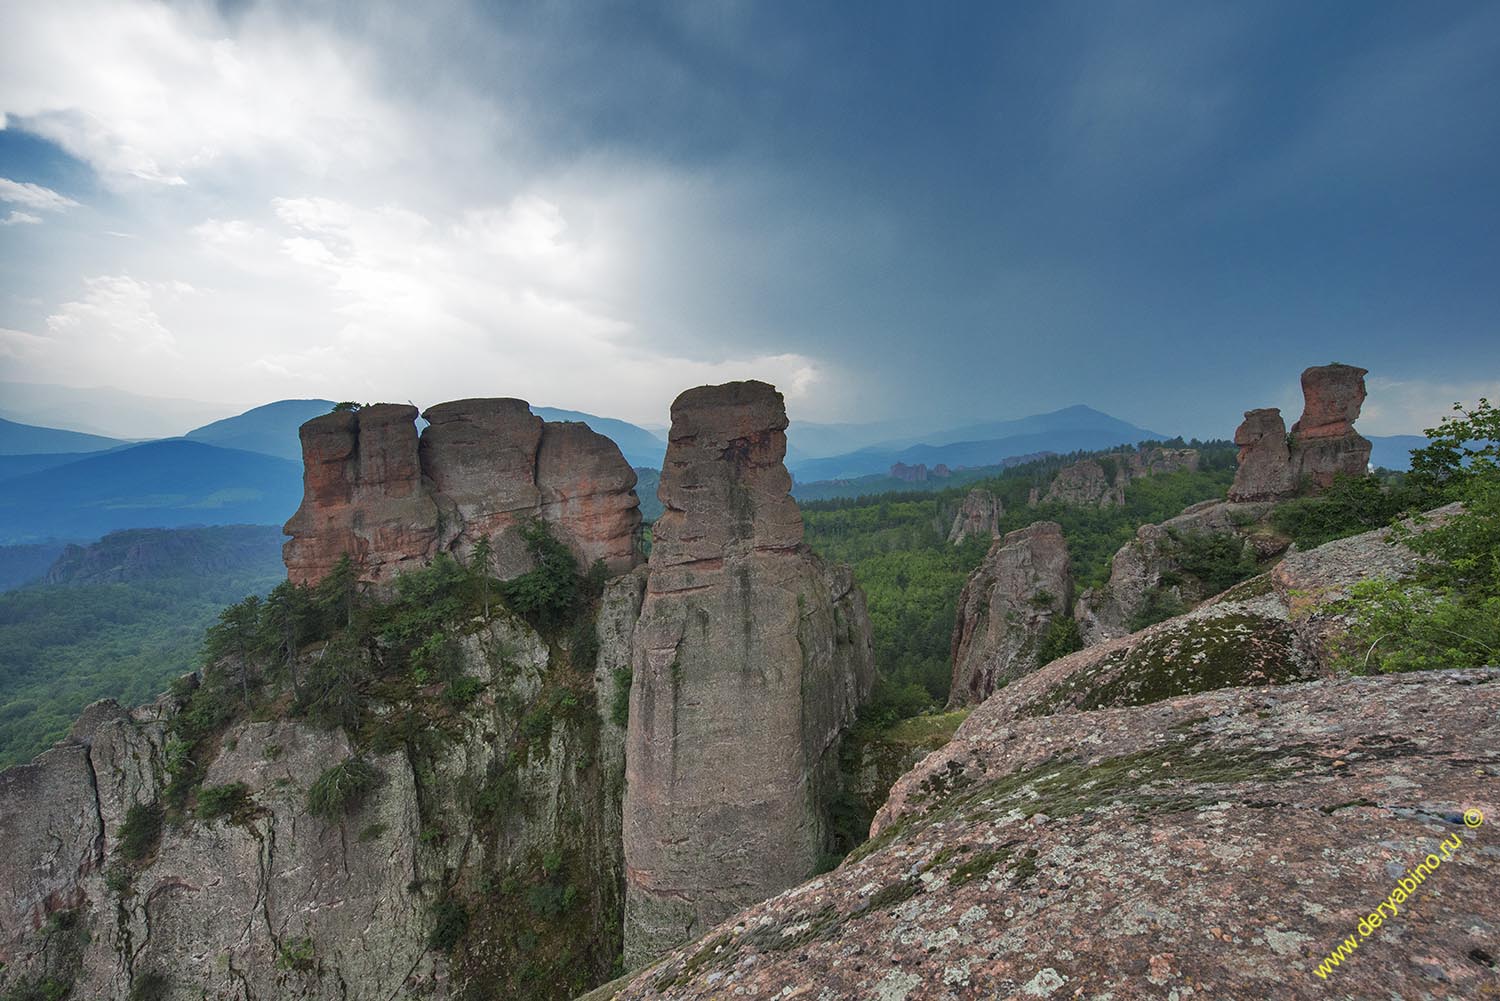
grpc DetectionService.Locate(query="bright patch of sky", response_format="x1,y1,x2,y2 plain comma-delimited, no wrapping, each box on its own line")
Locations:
0,0,1496,435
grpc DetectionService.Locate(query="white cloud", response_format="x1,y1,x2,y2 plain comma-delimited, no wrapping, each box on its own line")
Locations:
1,210,43,226
0,177,79,211
1361,376,1500,436
45,275,187,355
0,1,408,188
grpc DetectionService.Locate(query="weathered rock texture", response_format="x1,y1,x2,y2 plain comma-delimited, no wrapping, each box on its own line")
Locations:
622,381,874,966
585,664,1500,1001
0,610,628,1001
964,505,1455,727
1072,499,1285,645
283,400,642,587
1229,364,1372,501
947,521,1071,708
1040,446,1200,508
947,488,1002,545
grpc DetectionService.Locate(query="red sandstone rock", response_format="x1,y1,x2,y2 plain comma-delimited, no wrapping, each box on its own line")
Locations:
537,421,642,574
1291,363,1368,439
282,404,440,586
622,380,873,965
1228,407,1294,502
284,399,642,587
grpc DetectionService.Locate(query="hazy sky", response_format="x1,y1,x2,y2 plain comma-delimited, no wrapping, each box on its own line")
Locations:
1,0,1496,437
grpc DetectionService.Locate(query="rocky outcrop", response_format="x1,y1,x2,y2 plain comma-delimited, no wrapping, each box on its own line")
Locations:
591,666,1500,1001
947,488,1002,545
0,607,629,1001
1229,364,1372,501
1041,446,1200,508
961,506,1455,727
621,381,874,966
889,461,950,483
1073,498,1285,644
947,521,1071,708
283,399,642,587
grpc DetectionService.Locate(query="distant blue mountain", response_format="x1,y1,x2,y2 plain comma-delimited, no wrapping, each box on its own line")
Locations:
789,406,1169,481
185,399,337,461
533,407,667,468
0,417,126,456
0,440,302,544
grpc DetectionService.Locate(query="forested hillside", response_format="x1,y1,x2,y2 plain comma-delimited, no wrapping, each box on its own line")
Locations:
0,526,285,767
803,442,1237,710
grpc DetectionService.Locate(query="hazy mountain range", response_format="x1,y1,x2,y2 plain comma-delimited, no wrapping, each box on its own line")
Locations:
0,385,1428,548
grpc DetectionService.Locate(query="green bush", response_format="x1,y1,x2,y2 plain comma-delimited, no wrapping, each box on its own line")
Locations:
1035,616,1083,665
428,897,470,953
116,801,163,863
274,936,317,973
128,971,170,1001
306,757,382,823
1127,588,1187,632
609,667,632,728
1271,474,1416,548
195,782,252,822
500,520,580,631
1169,530,1258,595
1334,399,1499,674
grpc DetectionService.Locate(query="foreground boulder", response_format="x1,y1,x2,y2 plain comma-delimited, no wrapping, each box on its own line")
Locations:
622,381,874,966
284,399,642,587
947,521,1071,708
588,668,1500,1000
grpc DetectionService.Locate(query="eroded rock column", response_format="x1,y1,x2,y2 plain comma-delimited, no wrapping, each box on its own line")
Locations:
622,381,873,966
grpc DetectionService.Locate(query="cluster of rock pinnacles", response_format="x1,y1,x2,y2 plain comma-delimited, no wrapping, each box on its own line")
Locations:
283,381,875,963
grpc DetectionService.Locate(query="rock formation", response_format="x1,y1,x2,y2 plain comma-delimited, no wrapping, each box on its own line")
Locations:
1072,497,1288,644
947,521,1071,708
947,487,1002,545
283,399,642,587
586,509,1494,1001
1037,446,1199,508
1229,364,1372,502
621,381,874,966
0,607,629,1000
1228,407,1294,501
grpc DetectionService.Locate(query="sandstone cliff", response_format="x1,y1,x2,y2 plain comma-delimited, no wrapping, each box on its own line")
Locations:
946,521,1071,708
283,399,642,588
0,605,627,1000
946,487,1002,545
1038,446,1200,508
1229,363,1372,502
621,381,874,966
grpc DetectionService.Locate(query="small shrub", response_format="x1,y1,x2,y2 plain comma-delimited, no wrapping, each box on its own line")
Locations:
609,667,632,728
275,936,316,973
116,801,164,863
1035,616,1083,665
500,520,581,631
306,757,383,823
128,971,170,1001
442,676,485,708
1127,588,1187,632
195,782,252,822
428,897,470,953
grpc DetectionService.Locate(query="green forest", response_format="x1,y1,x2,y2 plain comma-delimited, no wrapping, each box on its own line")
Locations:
0,539,284,768
802,443,1238,713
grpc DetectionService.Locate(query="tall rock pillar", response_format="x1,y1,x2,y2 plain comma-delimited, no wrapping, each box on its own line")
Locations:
621,381,873,966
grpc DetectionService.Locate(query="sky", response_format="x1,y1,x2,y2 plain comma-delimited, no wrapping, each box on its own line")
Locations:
0,0,1496,438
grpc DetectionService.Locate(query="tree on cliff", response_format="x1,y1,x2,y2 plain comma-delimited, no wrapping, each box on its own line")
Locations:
1337,399,1499,672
